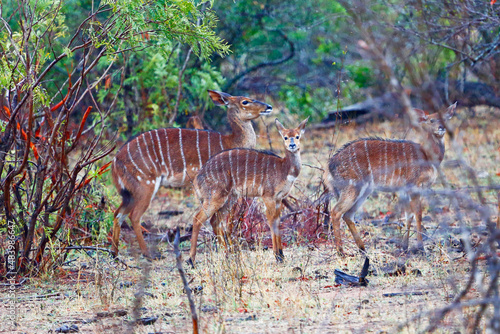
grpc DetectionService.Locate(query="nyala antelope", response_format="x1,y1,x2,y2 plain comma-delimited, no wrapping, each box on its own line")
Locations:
189,118,308,264
111,90,272,258
325,103,456,254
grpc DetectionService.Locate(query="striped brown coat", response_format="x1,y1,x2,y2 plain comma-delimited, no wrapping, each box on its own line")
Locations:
325,104,456,254
189,118,308,264
111,90,272,258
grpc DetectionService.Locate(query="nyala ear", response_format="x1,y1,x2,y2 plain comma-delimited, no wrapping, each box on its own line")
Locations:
298,117,309,134
275,118,286,136
208,90,231,106
413,108,429,122
445,102,457,119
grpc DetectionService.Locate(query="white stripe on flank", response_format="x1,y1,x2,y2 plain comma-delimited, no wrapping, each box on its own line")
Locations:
127,142,146,175
216,154,226,184
207,131,211,157
252,151,257,191
179,128,187,184
348,145,359,178
394,144,402,187
352,144,364,180
143,134,159,174
228,150,236,186
163,129,174,179
155,130,168,177
208,160,216,184
222,155,228,184
235,150,240,188
149,131,161,169
210,158,216,182
136,135,150,173
265,158,271,190
219,133,224,151
258,155,266,195
364,141,374,184
196,130,202,169
243,150,249,194
273,160,277,189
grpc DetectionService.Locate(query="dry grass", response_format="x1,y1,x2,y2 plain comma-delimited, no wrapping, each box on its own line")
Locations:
1,107,499,333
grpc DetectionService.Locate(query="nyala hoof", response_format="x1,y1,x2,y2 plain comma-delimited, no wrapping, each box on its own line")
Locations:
186,258,195,269
275,250,285,263
110,251,119,260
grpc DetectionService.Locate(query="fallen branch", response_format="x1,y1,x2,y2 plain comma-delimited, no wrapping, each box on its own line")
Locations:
383,291,429,297
158,210,184,217
0,278,28,287
0,292,63,302
63,246,116,254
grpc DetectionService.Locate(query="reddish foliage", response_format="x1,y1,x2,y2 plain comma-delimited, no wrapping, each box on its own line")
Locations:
1,69,115,276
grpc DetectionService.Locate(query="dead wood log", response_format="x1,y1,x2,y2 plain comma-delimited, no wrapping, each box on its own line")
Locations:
321,81,500,125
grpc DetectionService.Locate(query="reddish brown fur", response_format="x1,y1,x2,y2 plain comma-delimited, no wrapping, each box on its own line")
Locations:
186,115,204,130
189,118,308,263
111,90,272,258
325,104,456,254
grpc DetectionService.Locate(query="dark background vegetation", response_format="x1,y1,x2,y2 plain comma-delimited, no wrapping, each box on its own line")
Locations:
0,0,499,332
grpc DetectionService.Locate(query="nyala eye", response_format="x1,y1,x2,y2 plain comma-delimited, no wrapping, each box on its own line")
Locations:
242,100,249,105
284,136,289,140
295,136,299,139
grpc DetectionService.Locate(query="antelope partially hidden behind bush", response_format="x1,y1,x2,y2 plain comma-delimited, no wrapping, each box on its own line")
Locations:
189,118,308,265
325,103,457,254
111,90,272,258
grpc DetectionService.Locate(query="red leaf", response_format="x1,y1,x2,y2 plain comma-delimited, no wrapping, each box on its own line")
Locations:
104,75,112,89
3,106,11,117
98,161,112,175
50,94,68,111
74,106,92,143
30,142,39,160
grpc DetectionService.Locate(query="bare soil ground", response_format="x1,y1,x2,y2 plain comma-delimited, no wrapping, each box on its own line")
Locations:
1,107,499,333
